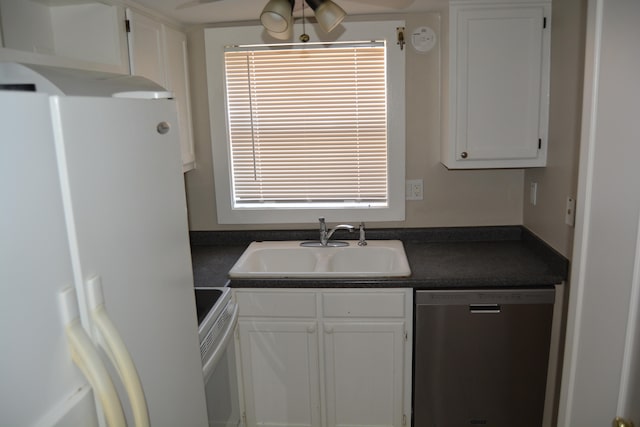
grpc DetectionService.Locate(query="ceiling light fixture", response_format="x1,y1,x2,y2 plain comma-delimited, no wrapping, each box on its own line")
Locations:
261,0,295,40
304,0,346,33
260,0,346,39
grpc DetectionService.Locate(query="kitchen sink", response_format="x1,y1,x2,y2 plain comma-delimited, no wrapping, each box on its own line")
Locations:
228,240,411,278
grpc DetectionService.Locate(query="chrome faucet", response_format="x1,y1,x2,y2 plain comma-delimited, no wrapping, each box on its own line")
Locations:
318,217,354,246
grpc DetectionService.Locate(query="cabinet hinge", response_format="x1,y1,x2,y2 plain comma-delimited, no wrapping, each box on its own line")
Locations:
396,27,406,51
538,138,542,149
404,331,408,341
125,19,131,33
543,17,547,29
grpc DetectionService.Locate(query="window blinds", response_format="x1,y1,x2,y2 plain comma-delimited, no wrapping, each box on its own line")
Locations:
224,41,388,207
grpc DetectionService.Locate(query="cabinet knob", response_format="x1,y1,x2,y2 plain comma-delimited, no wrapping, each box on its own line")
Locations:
460,151,468,159
307,325,316,333
325,326,334,334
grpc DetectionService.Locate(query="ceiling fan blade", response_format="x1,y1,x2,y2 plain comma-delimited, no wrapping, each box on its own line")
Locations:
340,0,416,9
176,0,225,10
292,0,416,14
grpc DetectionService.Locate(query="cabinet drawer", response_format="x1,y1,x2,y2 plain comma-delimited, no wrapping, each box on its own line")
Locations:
322,292,406,318
235,290,317,318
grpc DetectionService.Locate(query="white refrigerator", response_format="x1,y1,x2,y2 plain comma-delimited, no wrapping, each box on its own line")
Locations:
0,64,208,426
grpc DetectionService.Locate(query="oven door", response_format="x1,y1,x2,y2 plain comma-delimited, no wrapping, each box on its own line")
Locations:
202,302,241,427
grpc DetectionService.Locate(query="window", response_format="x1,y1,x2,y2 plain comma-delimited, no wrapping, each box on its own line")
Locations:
225,42,387,207
205,22,405,224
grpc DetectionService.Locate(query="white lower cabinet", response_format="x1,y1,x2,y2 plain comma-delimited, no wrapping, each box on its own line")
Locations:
324,322,406,427
238,320,322,427
234,288,413,427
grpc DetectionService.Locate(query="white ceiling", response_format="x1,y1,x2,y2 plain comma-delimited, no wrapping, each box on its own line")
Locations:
132,0,447,25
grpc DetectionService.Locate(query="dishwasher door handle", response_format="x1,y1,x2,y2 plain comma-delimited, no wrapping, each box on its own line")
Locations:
469,304,501,313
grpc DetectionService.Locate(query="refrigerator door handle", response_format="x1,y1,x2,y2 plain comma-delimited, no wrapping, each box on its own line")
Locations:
60,287,126,427
87,275,150,427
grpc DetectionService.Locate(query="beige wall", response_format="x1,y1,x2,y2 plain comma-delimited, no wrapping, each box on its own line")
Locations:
523,0,587,258
184,12,527,231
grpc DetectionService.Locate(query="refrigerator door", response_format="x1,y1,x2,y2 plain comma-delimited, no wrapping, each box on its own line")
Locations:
50,95,208,426
0,91,99,426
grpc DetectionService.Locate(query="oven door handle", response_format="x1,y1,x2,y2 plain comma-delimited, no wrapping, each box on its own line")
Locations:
203,303,239,381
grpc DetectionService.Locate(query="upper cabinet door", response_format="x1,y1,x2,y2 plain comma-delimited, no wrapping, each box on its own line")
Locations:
163,26,196,171
126,9,196,172
126,8,167,87
442,3,551,169
0,1,129,74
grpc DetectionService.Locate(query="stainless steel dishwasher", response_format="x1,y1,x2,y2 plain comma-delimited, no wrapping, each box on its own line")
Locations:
413,288,555,427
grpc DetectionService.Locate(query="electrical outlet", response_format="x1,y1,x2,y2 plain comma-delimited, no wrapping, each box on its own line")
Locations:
530,182,538,206
406,179,424,200
565,196,576,226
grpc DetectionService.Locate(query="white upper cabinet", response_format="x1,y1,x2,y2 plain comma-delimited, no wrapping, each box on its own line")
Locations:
0,0,129,74
126,8,167,86
163,26,196,171
0,2,196,172
441,1,551,169
126,8,196,172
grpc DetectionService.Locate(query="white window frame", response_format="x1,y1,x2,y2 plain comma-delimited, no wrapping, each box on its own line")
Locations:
204,21,405,224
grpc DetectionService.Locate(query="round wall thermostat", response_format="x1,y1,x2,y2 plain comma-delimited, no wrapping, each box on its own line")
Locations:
411,26,436,53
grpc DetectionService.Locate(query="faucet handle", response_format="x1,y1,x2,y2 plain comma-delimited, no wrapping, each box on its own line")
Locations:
358,222,367,246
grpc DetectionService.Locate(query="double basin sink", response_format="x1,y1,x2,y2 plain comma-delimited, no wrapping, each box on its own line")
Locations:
228,240,411,279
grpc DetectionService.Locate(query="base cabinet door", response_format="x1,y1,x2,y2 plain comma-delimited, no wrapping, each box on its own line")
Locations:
323,322,406,427
238,320,322,427
234,289,412,427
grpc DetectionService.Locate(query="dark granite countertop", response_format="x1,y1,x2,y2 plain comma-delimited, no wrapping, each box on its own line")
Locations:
190,226,569,289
